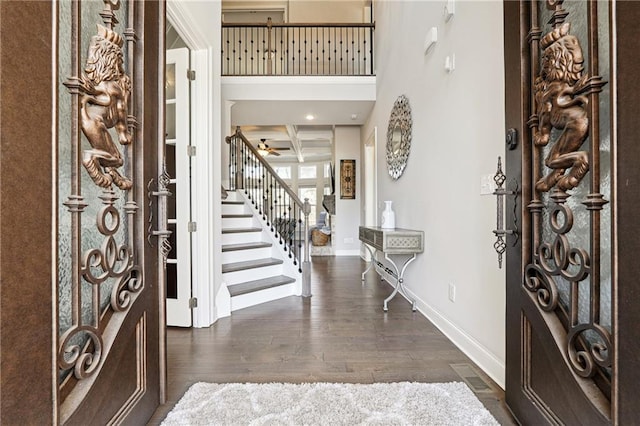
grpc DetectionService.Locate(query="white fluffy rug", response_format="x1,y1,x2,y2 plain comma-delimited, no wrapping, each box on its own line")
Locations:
161,382,499,425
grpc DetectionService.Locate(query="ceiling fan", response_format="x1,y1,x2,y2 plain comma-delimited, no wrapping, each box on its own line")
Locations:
256,139,287,156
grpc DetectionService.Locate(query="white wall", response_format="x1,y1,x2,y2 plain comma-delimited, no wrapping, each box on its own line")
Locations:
334,126,362,256
289,0,368,22
363,0,506,386
222,0,369,22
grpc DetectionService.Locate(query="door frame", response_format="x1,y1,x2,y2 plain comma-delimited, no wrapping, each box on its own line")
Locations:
167,1,220,327
503,1,640,423
0,0,165,423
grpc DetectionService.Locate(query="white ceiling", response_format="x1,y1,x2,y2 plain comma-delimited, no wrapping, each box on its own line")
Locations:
231,99,374,163
239,123,334,163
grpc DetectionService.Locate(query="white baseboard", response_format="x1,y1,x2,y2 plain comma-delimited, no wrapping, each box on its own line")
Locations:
380,278,505,389
334,249,361,256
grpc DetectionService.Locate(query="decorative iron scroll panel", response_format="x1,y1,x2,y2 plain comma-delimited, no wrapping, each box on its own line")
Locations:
57,0,142,396
525,0,612,398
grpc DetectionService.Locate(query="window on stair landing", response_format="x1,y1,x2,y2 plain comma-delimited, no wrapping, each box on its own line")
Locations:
299,186,317,225
298,165,317,179
273,166,291,179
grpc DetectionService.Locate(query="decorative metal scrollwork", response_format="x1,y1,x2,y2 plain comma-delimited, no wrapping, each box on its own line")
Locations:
147,166,172,262
58,326,103,380
59,190,142,378
524,0,611,380
492,157,518,268
79,20,133,189
58,0,143,384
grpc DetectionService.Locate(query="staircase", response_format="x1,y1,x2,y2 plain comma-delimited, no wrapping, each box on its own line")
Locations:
221,191,301,312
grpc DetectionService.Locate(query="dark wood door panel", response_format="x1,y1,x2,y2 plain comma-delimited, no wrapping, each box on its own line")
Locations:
64,303,160,425
521,298,609,425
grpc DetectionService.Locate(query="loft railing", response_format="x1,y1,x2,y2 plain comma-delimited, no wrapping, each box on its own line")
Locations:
222,18,375,76
226,127,312,296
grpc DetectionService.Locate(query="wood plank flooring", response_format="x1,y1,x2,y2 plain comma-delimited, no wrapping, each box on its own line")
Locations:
148,256,516,425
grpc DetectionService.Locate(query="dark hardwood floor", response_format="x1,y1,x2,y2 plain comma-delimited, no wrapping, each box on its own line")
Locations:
148,256,516,425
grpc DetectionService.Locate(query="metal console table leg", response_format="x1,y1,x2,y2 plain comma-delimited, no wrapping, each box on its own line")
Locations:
383,253,417,312
361,244,375,281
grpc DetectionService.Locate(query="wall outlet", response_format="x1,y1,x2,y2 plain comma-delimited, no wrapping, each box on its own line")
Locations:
448,283,456,302
344,237,354,244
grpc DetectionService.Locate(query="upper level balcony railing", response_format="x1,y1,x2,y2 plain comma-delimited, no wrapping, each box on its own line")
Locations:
222,18,375,76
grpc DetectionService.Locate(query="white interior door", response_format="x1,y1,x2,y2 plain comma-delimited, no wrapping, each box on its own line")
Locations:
165,48,192,326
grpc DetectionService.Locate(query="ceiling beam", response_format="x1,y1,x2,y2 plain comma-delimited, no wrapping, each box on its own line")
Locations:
285,124,305,163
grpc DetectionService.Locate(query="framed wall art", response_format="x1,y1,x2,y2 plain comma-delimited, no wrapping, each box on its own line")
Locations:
340,159,356,199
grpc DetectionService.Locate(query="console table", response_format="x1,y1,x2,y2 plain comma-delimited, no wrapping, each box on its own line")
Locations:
359,226,424,311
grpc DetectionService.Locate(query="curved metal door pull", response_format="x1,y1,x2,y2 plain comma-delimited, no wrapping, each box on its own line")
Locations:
147,168,172,262
493,156,518,268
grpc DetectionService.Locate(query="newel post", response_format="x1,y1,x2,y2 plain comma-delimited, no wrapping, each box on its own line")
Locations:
302,198,312,297
233,126,243,190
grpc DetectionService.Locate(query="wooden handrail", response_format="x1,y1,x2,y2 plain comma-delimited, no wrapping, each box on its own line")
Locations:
222,22,375,29
226,126,306,208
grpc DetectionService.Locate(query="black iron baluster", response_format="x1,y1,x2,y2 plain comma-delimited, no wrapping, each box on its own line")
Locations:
315,28,319,75
242,28,246,75
277,187,282,244
253,153,257,205
242,143,248,196
269,175,274,231
351,28,355,75
340,27,344,75
225,38,230,75
297,210,303,272
368,24,373,75
231,28,236,75
291,36,296,75
304,27,308,75
250,28,254,75
333,27,338,75
327,36,331,75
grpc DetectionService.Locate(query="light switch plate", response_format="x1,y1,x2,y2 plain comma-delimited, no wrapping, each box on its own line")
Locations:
480,174,495,195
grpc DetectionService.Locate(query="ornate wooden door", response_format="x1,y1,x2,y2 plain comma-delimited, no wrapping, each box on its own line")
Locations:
54,0,167,423
1,0,166,423
504,1,640,424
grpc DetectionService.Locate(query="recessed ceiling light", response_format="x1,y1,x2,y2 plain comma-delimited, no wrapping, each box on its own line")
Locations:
306,114,315,121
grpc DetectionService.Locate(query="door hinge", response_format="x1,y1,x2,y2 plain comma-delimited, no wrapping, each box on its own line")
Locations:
187,145,196,157
189,297,198,309
188,221,197,232
187,69,196,81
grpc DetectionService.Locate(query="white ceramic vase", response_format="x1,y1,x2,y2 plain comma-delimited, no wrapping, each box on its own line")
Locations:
381,200,396,229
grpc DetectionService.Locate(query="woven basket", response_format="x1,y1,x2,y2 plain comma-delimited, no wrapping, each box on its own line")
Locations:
311,230,330,246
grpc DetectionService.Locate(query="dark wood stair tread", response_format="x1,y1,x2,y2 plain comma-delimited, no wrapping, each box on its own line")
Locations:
222,227,262,234
222,258,283,273
222,242,272,252
228,275,296,297
222,214,253,218
222,200,245,205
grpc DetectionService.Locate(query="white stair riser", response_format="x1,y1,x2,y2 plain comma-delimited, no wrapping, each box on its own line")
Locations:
222,264,284,285
221,247,273,264
223,191,243,202
221,231,263,245
222,217,256,228
231,283,297,312
222,204,247,215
